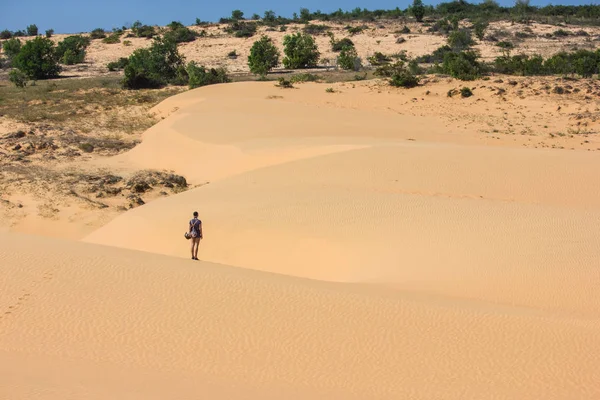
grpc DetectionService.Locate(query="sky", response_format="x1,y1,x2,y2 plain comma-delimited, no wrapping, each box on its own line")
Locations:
1,0,597,34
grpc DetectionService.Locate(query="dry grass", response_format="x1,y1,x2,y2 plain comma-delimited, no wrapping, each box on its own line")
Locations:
0,76,185,132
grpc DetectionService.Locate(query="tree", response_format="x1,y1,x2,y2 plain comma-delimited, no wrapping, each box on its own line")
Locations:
0,30,12,39
9,69,28,87
26,24,38,36
231,10,244,20
411,0,426,23
56,35,90,65
123,37,186,89
187,61,230,88
248,35,280,77
14,36,61,79
3,38,22,59
45,29,54,38
282,32,320,69
337,46,361,71
473,21,488,41
299,8,311,23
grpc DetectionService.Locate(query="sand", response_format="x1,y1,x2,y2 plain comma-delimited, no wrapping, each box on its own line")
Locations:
3,79,600,399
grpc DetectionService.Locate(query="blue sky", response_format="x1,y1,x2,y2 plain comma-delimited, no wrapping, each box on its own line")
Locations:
1,0,596,34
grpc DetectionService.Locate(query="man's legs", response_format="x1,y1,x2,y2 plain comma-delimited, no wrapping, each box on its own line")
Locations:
191,238,197,259
193,238,200,259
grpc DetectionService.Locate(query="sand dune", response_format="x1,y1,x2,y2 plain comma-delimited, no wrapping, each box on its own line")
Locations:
4,80,600,398
2,232,600,399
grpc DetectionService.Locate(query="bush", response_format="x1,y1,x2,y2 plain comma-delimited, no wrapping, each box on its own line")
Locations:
0,30,12,39
103,32,122,44
164,22,198,43
248,35,280,77
332,37,354,52
368,52,392,66
494,54,545,75
26,24,38,36
9,69,28,87
400,26,411,34
45,29,54,38
448,30,474,50
415,45,452,63
276,77,294,88
441,51,481,80
553,29,571,37
90,28,107,39
282,32,320,69
13,36,61,79
290,73,320,83
107,57,129,71
337,46,362,71
122,37,186,89
225,21,258,38
411,0,426,22
303,24,330,35
56,35,90,65
187,62,230,88
376,60,419,88
460,87,473,97
132,21,156,38
3,38,22,59
496,41,514,49
473,21,488,41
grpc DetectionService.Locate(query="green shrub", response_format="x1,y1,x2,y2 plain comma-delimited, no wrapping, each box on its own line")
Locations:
441,50,481,80
103,32,122,44
282,32,320,69
132,21,156,38
411,0,426,22
122,37,186,89
553,29,571,37
164,22,198,43
227,50,238,59
123,40,132,46
494,54,545,76
107,57,129,71
26,24,38,36
400,26,411,34
460,87,473,97
473,21,488,41
376,60,420,88
496,41,514,49
248,35,280,77
428,18,453,35
337,46,361,71
303,24,330,35
187,62,230,88
225,21,258,38
276,77,294,88
346,25,366,35
415,45,452,63
448,30,474,50
368,52,392,66
14,36,61,79
332,37,354,52
9,69,28,87
0,30,12,39
56,35,90,65
290,73,320,83
3,38,22,59
45,29,54,38
90,28,107,39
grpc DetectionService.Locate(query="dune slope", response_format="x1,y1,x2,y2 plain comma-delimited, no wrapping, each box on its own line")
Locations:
2,232,600,400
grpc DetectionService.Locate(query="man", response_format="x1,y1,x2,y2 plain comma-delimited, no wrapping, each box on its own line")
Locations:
189,211,203,260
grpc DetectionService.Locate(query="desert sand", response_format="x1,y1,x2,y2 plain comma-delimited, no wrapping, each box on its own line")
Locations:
2,79,600,399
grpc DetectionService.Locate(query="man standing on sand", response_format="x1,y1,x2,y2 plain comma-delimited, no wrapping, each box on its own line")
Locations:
189,211,203,260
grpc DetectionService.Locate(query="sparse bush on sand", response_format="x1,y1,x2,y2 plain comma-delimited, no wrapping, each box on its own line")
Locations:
186,62,230,88
248,35,280,77
14,36,61,79
122,37,186,89
282,32,320,69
